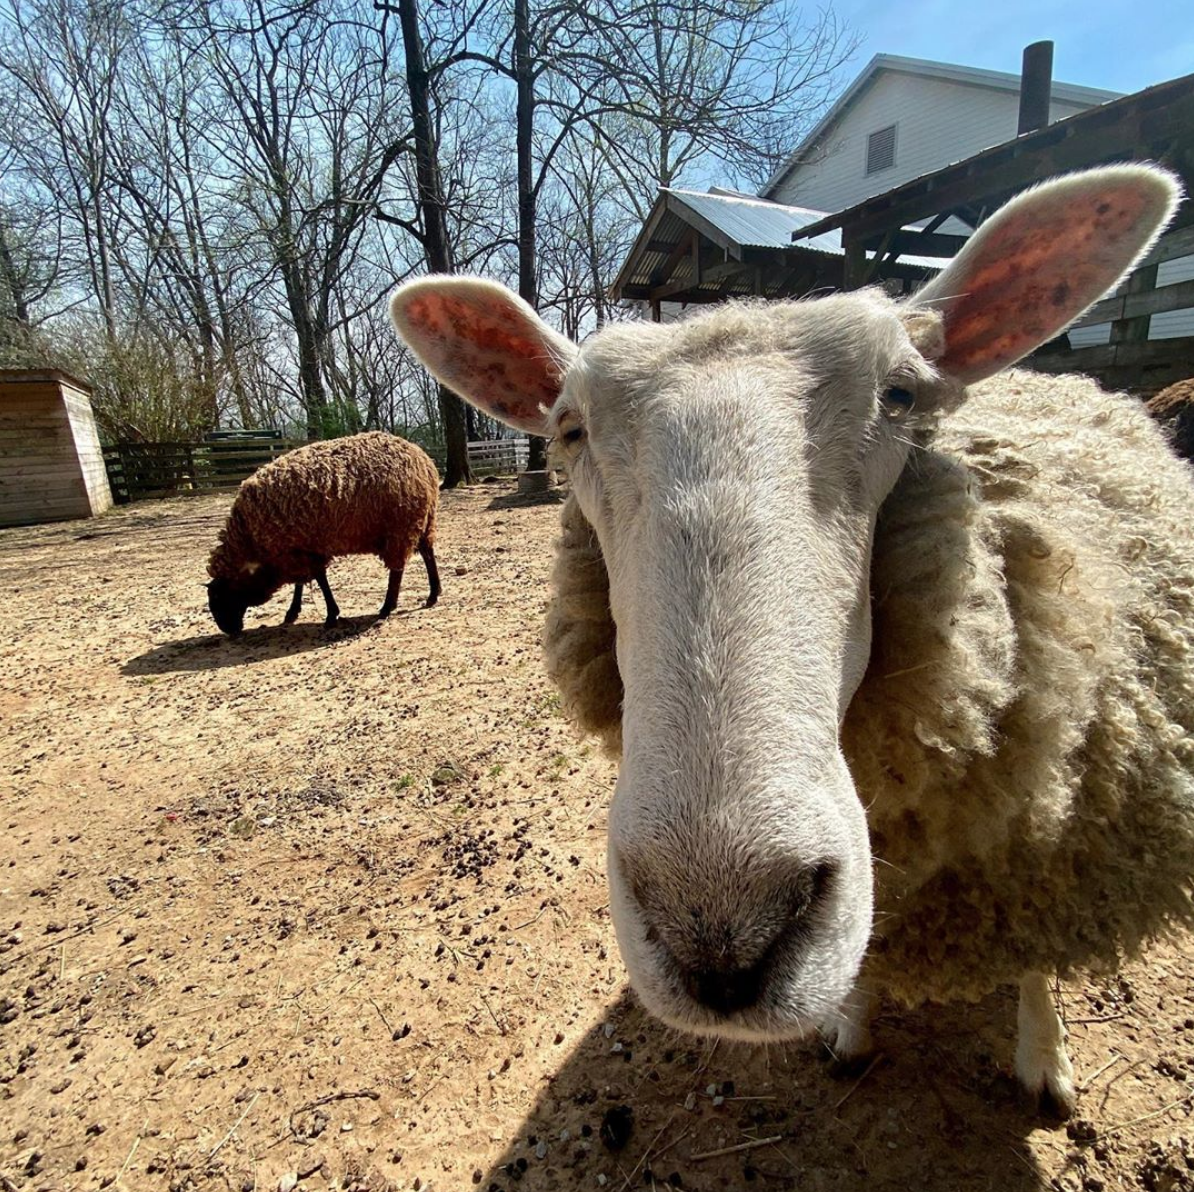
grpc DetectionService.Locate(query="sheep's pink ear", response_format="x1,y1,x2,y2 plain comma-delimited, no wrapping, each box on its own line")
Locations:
908,165,1181,385
390,276,577,434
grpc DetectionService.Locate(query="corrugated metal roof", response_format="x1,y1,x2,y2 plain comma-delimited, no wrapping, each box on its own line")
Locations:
665,189,847,255
665,189,941,269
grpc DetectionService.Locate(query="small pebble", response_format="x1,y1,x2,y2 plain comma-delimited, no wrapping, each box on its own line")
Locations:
602,1023,615,1039
535,1141,548,1159
712,1095,725,1107
341,1122,353,1132
278,1176,298,1192
683,1092,696,1112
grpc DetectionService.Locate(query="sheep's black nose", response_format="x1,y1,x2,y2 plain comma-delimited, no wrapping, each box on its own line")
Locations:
682,961,768,1015
630,860,836,1019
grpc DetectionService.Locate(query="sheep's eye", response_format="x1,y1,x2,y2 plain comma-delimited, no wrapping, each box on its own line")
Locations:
881,387,915,418
562,425,585,445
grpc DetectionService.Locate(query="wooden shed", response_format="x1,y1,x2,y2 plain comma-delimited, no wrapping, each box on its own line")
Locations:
0,369,114,527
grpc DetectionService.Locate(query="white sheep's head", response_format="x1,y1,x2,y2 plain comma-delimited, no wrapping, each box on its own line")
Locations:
390,164,1180,1042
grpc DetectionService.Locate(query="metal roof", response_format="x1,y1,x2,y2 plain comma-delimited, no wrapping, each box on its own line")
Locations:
611,188,941,302
665,189,848,255
762,53,1122,198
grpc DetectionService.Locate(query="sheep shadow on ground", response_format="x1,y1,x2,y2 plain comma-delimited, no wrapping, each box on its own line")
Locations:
481,989,1055,1192
121,615,379,674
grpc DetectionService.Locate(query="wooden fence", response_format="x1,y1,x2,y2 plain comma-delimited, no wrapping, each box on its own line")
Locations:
103,435,531,503
468,437,528,474
103,438,302,503
1031,223,1194,394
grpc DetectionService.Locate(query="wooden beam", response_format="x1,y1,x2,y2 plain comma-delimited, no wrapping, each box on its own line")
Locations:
1032,334,1194,371
862,227,969,259
649,228,698,287
649,258,753,302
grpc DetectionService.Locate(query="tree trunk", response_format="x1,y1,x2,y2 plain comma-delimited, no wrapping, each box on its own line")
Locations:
397,0,471,487
514,0,547,472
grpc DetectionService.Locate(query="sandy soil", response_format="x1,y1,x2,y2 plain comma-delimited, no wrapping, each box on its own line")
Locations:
2,483,1193,1192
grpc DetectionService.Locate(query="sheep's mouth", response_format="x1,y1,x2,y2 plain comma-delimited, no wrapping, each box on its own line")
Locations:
645,984,820,1044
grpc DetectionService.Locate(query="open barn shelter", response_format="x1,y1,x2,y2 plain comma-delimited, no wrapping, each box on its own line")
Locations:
611,187,939,321
0,368,113,527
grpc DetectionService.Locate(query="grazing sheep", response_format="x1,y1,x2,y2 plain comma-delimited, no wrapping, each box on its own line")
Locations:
206,431,441,635
1146,378,1194,460
390,165,1194,1116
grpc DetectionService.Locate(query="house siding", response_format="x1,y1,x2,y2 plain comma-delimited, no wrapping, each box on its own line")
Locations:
772,70,1089,214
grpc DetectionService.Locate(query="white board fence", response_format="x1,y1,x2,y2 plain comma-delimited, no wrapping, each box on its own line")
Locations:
467,438,529,474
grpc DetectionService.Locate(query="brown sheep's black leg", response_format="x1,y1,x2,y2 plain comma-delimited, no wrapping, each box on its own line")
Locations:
283,582,304,625
313,567,340,626
419,536,441,607
379,562,405,619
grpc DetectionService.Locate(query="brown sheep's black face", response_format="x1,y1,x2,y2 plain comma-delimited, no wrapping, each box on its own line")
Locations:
207,578,249,636
208,568,279,636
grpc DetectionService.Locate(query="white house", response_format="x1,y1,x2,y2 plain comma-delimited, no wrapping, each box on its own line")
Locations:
763,54,1120,215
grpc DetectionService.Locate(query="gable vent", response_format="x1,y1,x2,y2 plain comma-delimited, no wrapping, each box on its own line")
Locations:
866,124,897,175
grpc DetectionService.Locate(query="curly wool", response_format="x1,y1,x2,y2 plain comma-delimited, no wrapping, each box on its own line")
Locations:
208,432,439,582
543,369,1194,1004
1146,378,1194,461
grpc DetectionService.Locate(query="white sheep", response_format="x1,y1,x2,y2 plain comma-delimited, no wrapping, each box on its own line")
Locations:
389,164,1194,1116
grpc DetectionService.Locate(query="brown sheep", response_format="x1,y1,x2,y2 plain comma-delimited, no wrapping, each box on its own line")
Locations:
206,432,441,635
1146,378,1194,461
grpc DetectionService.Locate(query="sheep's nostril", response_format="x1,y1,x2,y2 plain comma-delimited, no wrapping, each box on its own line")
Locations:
683,962,767,1015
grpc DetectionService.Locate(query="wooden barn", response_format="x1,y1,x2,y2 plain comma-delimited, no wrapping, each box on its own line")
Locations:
0,369,113,527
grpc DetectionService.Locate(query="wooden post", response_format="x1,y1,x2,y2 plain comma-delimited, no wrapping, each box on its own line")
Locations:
842,233,867,291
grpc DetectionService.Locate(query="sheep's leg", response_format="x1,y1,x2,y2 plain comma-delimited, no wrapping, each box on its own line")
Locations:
419,535,441,607
283,582,304,625
819,985,876,1078
1016,972,1076,1117
379,561,405,619
313,567,340,626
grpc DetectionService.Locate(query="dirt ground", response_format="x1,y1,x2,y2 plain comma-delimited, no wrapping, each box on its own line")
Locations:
2,482,1194,1192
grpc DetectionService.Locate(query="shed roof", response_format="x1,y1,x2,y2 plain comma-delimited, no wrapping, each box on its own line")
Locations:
611,187,941,303
665,189,847,254
762,53,1123,199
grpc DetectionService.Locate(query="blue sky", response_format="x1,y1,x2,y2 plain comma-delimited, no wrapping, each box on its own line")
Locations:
835,0,1191,95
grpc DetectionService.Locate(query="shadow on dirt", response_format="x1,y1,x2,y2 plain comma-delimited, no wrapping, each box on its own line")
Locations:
121,615,378,674
480,990,1056,1192
486,488,567,511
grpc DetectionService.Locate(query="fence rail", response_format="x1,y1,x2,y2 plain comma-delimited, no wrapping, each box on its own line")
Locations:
103,435,530,503
1031,222,1194,393
468,437,528,474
